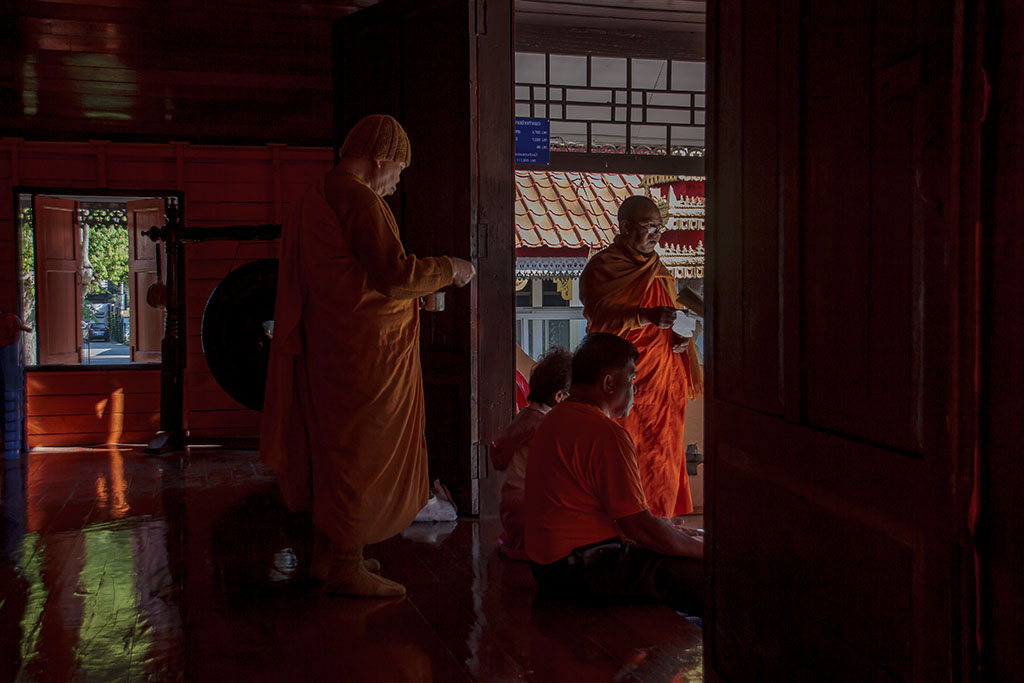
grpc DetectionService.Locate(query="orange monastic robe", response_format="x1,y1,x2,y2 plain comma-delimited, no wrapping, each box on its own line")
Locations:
260,173,454,546
580,236,703,517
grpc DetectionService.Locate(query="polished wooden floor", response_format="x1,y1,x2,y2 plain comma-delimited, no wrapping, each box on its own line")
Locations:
0,447,702,682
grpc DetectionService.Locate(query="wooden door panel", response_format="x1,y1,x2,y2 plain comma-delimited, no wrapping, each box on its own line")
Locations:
804,2,929,452
334,0,513,514
707,0,974,679
34,195,81,365
714,452,913,680
132,270,161,355
126,198,165,364
985,2,1024,675
43,270,80,361
737,0,782,416
707,0,745,405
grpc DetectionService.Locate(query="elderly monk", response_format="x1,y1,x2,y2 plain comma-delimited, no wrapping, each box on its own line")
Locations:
579,195,703,517
260,114,476,598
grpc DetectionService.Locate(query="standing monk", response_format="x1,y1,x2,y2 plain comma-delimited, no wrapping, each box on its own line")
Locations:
260,114,476,597
579,195,703,517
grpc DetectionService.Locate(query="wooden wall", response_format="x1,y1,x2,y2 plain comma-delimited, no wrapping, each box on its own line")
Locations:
0,0,367,145
27,368,160,447
0,139,333,446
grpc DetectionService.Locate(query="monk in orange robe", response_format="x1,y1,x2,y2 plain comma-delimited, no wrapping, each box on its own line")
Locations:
580,195,703,517
260,114,476,597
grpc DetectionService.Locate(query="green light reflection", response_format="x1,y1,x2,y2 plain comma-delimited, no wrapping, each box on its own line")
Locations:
16,522,164,678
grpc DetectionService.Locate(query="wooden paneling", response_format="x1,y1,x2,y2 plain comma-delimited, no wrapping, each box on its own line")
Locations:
2,139,333,444
0,0,369,145
335,0,514,515
706,0,979,679
26,368,160,446
33,195,81,364
803,1,933,453
125,197,165,363
515,0,704,32
983,0,1024,676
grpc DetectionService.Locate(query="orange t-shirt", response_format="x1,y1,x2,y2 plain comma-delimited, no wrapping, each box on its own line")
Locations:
524,401,649,565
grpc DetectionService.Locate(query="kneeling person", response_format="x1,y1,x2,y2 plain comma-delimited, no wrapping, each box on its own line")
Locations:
524,333,704,615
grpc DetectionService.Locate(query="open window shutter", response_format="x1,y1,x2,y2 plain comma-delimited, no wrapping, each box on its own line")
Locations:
126,198,165,363
34,196,81,365
706,1,980,679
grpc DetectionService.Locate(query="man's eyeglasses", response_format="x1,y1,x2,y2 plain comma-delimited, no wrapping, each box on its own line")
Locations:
629,219,667,236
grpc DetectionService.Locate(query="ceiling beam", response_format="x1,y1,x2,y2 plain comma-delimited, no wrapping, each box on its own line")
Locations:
515,22,705,60
518,151,704,175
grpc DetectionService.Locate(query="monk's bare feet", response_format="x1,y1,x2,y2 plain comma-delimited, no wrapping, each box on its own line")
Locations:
362,557,381,573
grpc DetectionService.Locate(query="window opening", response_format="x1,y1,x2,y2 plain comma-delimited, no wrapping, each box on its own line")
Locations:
515,52,705,157
18,192,170,367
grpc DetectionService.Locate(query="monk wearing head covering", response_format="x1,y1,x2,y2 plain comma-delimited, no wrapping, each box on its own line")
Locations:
260,114,476,597
579,195,704,517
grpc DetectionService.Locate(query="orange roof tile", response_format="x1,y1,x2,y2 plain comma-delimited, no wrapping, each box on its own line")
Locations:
515,171,644,250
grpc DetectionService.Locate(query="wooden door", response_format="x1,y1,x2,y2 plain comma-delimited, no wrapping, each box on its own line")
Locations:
982,3,1024,676
705,1,980,679
334,0,514,514
33,196,81,365
126,198,165,363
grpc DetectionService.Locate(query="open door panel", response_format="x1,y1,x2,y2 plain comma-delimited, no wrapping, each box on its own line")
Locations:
706,0,980,679
334,0,514,514
33,195,81,365
126,198,166,364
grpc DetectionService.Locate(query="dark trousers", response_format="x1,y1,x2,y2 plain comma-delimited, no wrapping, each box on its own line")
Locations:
530,539,703,616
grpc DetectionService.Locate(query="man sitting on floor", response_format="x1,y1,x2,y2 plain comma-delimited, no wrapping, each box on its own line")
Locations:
524,332,704,615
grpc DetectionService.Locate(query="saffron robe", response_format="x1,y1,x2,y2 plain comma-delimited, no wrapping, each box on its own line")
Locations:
260,173,454,546
579,236,703,517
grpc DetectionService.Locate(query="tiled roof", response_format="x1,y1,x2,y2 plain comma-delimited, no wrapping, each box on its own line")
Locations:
515,171,644,249
515,171,705,251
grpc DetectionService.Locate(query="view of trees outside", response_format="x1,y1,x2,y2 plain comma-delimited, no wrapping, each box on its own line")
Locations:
18,199,37,365
18,201,132,364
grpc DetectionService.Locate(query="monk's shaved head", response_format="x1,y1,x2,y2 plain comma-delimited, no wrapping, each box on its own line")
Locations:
617,195,663,254
617,195,659,225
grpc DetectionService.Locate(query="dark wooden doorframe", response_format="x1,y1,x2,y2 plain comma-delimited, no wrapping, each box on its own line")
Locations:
334,0,514,516
979,0,1024,675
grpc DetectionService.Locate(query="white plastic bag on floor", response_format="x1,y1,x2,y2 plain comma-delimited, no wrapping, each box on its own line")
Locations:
412,479,457,522
401,520,457,543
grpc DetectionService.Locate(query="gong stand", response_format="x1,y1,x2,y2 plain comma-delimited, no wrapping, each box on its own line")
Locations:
141,202,281,453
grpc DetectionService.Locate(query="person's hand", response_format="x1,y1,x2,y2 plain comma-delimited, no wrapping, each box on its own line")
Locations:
672,336,690,354
640,306,675,329
450,257,476,287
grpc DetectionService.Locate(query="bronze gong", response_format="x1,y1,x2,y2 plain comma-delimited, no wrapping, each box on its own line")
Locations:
201,258,277,410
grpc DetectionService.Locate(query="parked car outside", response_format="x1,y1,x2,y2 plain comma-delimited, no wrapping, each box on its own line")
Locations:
88,322,109,342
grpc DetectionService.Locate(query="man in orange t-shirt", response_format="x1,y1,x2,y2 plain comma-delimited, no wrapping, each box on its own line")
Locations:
524,333,704,614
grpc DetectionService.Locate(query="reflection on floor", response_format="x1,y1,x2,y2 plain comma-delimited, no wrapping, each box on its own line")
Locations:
0,448,702,681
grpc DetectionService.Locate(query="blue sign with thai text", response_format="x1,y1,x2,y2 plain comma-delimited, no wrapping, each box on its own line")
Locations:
515,117,550,165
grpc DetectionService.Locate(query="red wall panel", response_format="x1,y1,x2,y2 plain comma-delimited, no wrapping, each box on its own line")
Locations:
2,139,333,445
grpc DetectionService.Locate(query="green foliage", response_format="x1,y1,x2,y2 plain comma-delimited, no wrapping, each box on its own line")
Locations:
19,207,35,294
80,207,129,296
19,208,36,337
20,205,131,298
